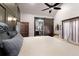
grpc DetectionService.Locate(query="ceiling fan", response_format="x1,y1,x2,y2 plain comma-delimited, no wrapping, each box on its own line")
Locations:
42,3,61,13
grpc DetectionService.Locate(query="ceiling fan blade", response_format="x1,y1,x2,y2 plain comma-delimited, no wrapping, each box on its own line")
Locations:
42,8,50,11
52,3,60,7
54,7,61,10
44,3,51,7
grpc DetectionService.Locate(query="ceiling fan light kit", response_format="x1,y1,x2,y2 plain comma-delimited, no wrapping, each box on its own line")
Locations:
49,10,52,13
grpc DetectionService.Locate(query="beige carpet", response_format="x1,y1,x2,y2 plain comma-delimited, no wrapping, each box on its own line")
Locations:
19,36,79,56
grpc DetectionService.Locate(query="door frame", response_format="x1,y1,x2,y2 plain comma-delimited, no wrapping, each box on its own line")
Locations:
34,17,45,36
34,17,54,36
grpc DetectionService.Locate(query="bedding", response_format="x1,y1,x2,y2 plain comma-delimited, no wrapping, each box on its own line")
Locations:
2,33,23,56
19,36,79,56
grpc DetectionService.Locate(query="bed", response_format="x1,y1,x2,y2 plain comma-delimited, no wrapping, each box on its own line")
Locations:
2,33,79,56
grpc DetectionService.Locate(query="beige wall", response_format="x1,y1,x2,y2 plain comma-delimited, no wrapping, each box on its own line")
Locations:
54,3,79,37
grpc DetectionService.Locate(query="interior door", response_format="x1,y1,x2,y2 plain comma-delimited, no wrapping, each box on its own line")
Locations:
20,22,29,37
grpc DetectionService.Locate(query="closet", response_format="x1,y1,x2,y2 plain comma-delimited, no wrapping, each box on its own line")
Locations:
62,17,79,44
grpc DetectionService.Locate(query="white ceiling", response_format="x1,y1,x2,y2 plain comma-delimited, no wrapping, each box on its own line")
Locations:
18,3,62,17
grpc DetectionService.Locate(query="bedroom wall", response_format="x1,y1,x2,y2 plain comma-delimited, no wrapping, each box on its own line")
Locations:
20,13,53,36
54,3,79,37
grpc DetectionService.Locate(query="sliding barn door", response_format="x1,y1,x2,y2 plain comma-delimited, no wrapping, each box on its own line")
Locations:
62,17,79,44
44,18,54,36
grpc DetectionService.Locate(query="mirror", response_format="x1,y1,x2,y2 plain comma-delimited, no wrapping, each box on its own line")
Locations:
0,5,6,22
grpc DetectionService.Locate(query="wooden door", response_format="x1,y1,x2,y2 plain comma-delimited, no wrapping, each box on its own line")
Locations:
20,22,29,37
44,18,54,36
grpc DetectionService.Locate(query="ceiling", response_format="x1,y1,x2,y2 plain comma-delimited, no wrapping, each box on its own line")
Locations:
18,3,62,17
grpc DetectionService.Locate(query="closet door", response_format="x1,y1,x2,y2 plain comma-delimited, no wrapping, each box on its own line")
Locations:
75,19,79,43
62,17,79,44
72,20,76,42
63,21,70,40
69,21,73,41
